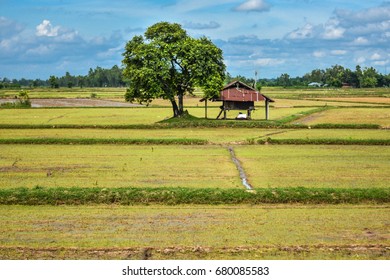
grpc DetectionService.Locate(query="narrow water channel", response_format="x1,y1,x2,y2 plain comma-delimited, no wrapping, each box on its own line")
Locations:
228,146,253,190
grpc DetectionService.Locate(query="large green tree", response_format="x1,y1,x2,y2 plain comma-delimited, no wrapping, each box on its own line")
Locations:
122,22,226,117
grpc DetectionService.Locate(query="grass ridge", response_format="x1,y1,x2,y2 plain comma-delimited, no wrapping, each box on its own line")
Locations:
252,138,390,145
0,187,388,205
0,138,207,145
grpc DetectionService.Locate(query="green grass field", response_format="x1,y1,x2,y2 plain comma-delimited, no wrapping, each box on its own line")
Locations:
0,106,318,126
236,145,390,189
1,128,388,144
0,145,241,189
1,204,388,259
1,144,388,189
293,108,390,128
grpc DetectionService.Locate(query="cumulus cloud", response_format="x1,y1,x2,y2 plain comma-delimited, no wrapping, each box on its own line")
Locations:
36,20,60,37
219,2,390,78
334,4,390,28
286,23,314,39
319,17,345,39
1,17,125,78
234,0,271,13
183,21,220,30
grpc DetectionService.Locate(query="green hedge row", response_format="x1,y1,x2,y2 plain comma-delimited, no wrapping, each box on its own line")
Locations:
254,138,390,145
0,187,388,205
0,138,208,145
0,122,381,130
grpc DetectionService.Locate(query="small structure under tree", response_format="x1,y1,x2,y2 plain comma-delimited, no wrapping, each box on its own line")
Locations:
201,80,274,120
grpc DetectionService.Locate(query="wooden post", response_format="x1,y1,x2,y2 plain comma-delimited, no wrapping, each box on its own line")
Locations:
265,99,269,120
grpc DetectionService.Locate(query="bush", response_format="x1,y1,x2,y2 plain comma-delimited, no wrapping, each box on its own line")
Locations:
0,90,31,108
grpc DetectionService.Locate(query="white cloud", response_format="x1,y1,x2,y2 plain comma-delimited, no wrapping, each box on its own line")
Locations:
286,23,314,39
331,50,347,55
234,0,271,13
253,58,285,66
36,20,60,37
373,60,389,66
355,57,366,64
25,45,52,56
353,37,369,45
334,4,390,27
322,24,345,39
370,53,381,60
313,51,325,58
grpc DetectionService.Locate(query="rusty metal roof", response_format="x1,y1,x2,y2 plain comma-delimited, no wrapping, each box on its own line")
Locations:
220,88,265,102
219,80,274,102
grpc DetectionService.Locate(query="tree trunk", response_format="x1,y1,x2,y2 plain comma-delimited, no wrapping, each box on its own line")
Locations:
178,93,184,116
170,94,185,118
170,98,180,117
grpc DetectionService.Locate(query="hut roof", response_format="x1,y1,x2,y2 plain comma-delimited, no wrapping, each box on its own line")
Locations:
217,80,274,102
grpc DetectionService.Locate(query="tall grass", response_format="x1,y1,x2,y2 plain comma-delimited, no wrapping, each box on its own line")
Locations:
0,187,388,205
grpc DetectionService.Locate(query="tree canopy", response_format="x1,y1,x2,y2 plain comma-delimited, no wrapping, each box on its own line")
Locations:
122,22,226,117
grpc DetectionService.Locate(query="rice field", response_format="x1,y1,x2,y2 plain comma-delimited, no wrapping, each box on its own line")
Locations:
1,128,388,144
0,106,316,125
0,87,389,260
293,108,390,128
236,145,390,189
1,144,388,189
0,145,241,189
1,204,388,259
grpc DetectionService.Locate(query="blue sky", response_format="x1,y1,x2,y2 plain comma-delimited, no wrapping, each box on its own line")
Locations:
1,0,389,79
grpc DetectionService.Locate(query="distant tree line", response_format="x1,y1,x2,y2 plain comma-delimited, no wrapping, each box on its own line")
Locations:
1,64,389,90
226,65,390,88
0,65,126,89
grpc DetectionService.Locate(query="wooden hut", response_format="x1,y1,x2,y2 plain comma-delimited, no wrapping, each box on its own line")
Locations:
202,80,274,120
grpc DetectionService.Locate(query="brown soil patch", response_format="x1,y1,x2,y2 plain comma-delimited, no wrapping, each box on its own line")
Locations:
1,245,388,260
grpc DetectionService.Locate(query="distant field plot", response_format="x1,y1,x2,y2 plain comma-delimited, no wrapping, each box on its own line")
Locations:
272,98,380,107
0,128,279,144
0,145,240,189
0,108,172,125
0,88,126,99
264,87,390,98
263,129,390,140
1,205,388,259
235,145,390,189
317,97,390,105
293,108,390,128
0,106,319,126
